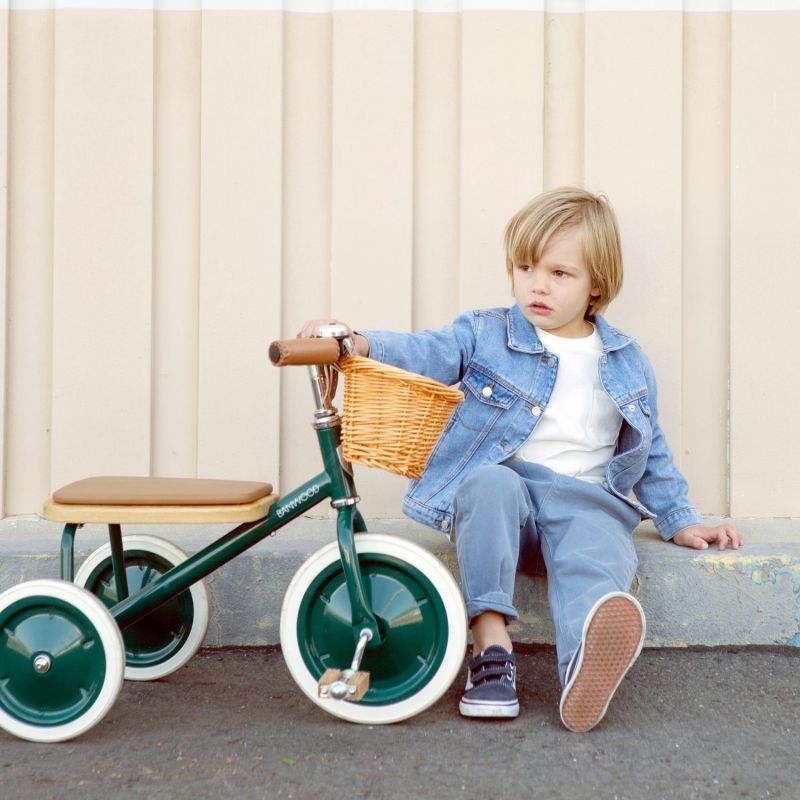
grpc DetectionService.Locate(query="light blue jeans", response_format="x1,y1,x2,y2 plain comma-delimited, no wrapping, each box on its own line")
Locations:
452,460,642,684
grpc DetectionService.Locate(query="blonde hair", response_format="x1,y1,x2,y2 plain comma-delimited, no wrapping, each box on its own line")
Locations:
503,187,623,316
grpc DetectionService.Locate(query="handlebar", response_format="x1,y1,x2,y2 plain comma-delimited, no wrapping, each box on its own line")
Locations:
268,337,342,367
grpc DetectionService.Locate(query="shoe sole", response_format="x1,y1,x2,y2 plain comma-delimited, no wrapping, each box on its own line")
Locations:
559,593,645,733
459,700,520,719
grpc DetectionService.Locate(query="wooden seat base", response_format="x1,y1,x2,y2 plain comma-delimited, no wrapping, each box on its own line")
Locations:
43,476,278,524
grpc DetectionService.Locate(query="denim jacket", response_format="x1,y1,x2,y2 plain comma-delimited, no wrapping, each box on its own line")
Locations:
362,305,703,541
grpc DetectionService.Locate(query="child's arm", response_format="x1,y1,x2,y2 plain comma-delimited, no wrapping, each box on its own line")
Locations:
631,350,742,548
300,314,478,386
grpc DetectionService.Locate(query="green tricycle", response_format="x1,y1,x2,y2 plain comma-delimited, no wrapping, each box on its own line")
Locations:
0,325,467,742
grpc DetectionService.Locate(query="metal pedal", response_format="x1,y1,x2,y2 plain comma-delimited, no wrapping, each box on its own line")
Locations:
318,669,370,702
316,628,373,702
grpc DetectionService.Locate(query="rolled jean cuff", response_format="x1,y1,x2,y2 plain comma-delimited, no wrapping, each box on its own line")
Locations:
465,593,518,627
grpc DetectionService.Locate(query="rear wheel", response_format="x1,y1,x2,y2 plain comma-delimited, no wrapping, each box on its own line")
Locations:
0,579,125,742
75,535,210,681
281,534,466,724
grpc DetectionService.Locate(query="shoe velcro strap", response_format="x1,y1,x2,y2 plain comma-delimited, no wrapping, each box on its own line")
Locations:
471,664,513,684
471,651,513,669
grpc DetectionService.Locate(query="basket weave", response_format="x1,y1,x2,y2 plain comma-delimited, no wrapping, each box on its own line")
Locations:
339,356,464,479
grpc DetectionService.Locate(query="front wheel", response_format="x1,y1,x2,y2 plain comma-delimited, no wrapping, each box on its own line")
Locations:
74,535,210,681
281,534,466,724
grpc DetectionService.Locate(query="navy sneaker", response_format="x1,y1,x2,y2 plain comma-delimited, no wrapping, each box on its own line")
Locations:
459,645,519,718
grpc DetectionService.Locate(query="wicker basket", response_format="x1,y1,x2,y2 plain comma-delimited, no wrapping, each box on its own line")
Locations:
338,356,464,479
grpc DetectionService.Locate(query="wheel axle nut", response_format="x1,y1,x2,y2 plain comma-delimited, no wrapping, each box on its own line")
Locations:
33,654,52,674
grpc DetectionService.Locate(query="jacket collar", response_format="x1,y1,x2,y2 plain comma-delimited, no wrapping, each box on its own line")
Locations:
593,315,635,353
506,304,633,354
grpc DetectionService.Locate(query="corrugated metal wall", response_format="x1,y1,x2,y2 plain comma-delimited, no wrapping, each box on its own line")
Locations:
1,3,798,520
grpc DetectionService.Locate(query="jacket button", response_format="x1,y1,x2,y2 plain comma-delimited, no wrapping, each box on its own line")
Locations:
627,404,636,412
481,386,492,398
531,406,542,417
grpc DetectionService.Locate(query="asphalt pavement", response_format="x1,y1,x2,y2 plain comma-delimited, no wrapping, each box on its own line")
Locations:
1,645,798,800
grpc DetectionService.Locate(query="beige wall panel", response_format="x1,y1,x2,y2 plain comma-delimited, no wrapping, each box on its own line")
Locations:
1,5,796,523
730,12,800,517
51,11,154,490
329,11,415,517
198,12,282,483
681,12,730,515
329,11,413,330
543,11,584,189
5,11,54,514
0,9,8,515
152,12,201,478
584,13,686,473
413,12,461,331
460,12,544,312
280,12,332,499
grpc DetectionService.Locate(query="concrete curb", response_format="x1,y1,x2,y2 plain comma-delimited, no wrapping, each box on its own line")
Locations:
1,515,798,648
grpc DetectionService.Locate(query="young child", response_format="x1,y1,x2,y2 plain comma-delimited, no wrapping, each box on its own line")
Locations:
301,186,742,732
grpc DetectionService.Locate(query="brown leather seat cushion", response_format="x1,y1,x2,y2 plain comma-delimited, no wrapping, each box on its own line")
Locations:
52,476,273,506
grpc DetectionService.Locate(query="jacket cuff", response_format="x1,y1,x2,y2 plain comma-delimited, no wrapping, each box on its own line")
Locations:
357,331,383,362
656,506,704,541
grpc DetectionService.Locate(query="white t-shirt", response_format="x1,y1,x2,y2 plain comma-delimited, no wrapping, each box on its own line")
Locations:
514,324,622,484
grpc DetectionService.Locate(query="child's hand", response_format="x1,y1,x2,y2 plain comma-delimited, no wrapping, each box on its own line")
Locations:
672,524,743,551
297,320,369,357
297,319,351,338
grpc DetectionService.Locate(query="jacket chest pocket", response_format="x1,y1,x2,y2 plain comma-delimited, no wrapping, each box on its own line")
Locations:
456,367,518,433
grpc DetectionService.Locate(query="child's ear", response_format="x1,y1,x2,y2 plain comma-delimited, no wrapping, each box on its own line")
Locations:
587,286,601,314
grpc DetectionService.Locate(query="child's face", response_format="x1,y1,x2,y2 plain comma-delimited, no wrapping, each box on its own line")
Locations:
512,227,599,338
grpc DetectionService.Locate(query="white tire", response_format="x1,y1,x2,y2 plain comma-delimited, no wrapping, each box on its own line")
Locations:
75,535,210,681
281,534,466,724
0,579,125,743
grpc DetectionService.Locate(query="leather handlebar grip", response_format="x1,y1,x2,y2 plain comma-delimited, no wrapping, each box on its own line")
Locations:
268,338,342,366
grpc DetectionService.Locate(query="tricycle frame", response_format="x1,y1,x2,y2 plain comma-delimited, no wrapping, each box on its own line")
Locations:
58,373,382,646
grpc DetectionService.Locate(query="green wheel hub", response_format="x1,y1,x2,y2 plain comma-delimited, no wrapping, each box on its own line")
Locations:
296,554,450,705
81,551,194,670
0,597,107,726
